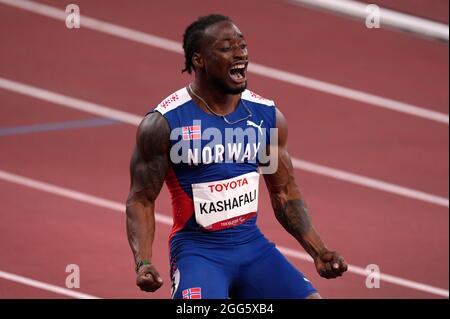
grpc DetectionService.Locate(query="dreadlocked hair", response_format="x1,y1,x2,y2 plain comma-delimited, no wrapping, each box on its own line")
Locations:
182,14,231,74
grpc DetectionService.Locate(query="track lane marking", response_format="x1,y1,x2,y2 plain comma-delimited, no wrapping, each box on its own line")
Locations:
0,76,447,208
288,0,449,41
0,169,448,298
0,118,118,136
0,270,101,299
0,0,448,124
292,158,449,208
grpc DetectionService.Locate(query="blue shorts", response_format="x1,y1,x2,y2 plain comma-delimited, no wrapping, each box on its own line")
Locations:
170,230,317,299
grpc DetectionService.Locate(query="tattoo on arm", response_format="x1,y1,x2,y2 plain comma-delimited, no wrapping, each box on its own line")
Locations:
128,150,168,204
126,112,170,264
127,113,170,204
274,197,325,258
265,107,327,259
274,199,312,238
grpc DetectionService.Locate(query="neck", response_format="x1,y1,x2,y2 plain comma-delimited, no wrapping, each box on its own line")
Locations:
189,79,241,116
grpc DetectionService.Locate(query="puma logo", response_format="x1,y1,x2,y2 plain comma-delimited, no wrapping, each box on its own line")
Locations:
247,120,264,134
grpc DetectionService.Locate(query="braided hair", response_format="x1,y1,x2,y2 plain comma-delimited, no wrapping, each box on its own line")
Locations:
182,14,231,74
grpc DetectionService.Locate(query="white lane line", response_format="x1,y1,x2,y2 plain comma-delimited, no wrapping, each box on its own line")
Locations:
288,0,449,41
0,78,142,126
277,246,449,298
0,169,448,298
0,270,101,299
0,76,447,208
0,168,172,225
292,159,449,208
248,64,449,124
0,0,448,124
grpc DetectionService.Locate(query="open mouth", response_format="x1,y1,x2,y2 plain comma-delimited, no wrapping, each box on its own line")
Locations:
229,63,247,83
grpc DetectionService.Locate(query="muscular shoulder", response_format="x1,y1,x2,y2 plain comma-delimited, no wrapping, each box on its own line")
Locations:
275,107,288,147
136,112,170,159
241,89,275,107
153,87,192,115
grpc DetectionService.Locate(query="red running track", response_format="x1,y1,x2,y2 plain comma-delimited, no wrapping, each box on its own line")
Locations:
0,0,448,298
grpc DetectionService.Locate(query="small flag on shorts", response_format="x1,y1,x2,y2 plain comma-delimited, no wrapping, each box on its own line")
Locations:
182,287,202,299
182,125,201,140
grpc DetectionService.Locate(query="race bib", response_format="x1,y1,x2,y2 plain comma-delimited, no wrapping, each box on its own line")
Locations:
191,172,259,231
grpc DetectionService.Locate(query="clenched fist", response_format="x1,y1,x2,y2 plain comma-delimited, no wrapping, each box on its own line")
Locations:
314,251,348,279
136,263,163,292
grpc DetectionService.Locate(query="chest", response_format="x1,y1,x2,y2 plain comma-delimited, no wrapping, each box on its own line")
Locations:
170,112,266,167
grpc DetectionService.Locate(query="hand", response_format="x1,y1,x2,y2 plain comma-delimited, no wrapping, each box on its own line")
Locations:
314,250,348,279
136,263,163,292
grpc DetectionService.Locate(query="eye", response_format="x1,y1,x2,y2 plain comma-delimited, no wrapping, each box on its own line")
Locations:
220,47,232,52
239,43,248,50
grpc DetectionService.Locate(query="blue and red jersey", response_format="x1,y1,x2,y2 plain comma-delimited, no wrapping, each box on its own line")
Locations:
152,87,276,251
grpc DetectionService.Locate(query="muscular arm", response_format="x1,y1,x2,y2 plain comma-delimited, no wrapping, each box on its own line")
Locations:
263,108,347,279
126,112,170,291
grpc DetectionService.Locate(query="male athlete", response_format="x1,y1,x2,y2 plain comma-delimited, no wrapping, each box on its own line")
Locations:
126,14,347,299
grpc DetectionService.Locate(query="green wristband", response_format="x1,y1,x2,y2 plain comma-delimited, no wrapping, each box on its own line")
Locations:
135,259,150,273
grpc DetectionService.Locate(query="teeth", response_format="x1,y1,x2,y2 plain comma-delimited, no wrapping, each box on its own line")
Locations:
231,64,246,70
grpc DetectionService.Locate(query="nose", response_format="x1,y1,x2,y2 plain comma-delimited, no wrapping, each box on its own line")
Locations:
233,45,248,60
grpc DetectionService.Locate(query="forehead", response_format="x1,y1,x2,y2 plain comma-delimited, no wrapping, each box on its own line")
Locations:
203,21,244,43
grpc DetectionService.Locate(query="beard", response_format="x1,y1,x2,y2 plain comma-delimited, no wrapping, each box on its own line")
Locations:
210,74,247,95
225,82,247,95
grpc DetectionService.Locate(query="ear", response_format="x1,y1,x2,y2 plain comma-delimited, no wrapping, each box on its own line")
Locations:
192,52,204,70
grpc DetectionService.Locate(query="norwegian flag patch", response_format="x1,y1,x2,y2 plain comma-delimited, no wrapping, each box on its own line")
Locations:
182,125,201,141
182,287,202,299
